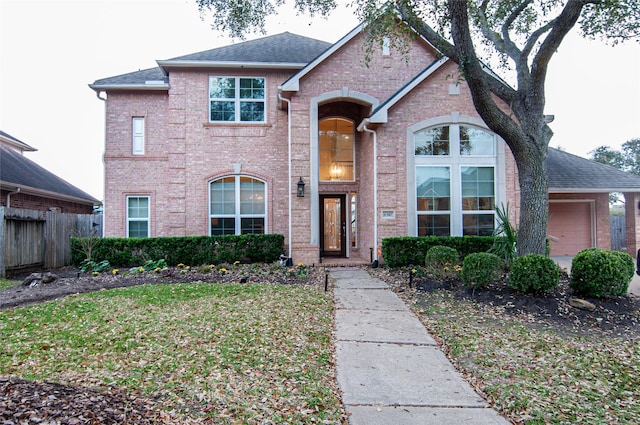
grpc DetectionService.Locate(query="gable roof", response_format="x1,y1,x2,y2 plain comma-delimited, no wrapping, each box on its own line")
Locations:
90,32,331,92
0,130,37,152
0,145,100,205
159,32,332,69
546,147,640,193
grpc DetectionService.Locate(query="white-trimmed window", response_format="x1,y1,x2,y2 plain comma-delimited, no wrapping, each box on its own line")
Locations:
127,196,149,238
209,77,265,122
210,176,266,235
414,124,497,236
132,117,145,155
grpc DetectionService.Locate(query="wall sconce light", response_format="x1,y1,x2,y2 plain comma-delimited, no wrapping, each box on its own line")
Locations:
297,177,305,197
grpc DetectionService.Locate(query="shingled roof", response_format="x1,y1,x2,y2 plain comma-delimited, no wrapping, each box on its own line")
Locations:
90,32,331,90
0,145,100,205
546,147,640,193
0,130,36,152
165,32,331,64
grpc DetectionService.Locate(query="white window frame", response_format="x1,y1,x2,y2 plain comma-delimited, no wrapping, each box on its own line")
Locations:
209,175,267,235
132,117,145,155
408,116,505,237
126,195,150,238
208,76,266,123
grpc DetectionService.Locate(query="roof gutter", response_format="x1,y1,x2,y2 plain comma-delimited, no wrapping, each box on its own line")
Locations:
0,182,101,206
157,60,307,72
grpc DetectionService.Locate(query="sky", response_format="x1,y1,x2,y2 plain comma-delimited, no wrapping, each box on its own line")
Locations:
1,0,639,202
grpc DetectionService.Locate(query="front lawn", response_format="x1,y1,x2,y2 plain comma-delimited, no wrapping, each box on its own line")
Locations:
0,282,344,423
408,285,640,424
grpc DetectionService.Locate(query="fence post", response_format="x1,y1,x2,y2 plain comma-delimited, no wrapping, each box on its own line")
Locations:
0,207,5,278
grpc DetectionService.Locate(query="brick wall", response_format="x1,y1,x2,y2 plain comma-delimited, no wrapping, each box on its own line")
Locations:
0,190,94,214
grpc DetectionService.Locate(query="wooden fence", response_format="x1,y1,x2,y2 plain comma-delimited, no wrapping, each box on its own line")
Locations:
611,215,626,251
0,207,102,277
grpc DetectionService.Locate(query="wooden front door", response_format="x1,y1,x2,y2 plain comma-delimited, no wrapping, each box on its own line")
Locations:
320,195,346,257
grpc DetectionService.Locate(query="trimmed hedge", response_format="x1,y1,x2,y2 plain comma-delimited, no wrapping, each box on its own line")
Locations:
71,234,284,267
462,252,503,289
570,248,635,298
509,254,559,294
382,236,499,267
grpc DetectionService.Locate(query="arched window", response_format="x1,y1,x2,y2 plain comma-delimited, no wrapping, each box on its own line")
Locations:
319,118,355,181
209,176,266,235
414,125,497,236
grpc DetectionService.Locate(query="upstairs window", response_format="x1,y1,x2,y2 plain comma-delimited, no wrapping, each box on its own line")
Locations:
319,118,355,181
209,77,265,122
132,117,144,155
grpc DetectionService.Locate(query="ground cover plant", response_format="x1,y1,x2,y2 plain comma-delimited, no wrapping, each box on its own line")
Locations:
0,266,345,424
371,266,640,424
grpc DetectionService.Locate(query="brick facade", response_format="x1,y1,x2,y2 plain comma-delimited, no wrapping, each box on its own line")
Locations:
96,28,625,264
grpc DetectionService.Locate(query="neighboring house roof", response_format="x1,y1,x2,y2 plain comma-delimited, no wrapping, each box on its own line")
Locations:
0,145,100,205
90,32,332,92
0,130,37,152
546,147,640,193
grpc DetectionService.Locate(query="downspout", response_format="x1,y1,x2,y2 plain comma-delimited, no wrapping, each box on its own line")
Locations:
278,92,293,263
362,121,379,266
95,90,106,101
6,188,20,208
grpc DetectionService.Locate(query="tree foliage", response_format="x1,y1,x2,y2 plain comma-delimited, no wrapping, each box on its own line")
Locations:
590,138,640,175
195,0,640,255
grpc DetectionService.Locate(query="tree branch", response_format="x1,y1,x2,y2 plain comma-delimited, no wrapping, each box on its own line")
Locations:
447,0,524,146
531,0,586,88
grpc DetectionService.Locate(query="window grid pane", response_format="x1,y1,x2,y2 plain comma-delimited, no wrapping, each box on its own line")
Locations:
415,126,449,156
463,213,495,236
460,126,495,155
461,167,495,211
418,214,450,236
241,218,265,234
211,218,235,235
416,167,450,212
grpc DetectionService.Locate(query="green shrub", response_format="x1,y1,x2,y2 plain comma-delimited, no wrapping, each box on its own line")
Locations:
425,245,460,280
488,203,517,268
570,248,634,298
71,234,284,267
382,236,497,267
509,254,559,294
462,252,502,289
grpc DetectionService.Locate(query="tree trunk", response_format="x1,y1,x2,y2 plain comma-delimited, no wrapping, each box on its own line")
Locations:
514,149,549,255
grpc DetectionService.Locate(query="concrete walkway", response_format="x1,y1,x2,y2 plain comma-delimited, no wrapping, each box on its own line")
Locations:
331,268,509,424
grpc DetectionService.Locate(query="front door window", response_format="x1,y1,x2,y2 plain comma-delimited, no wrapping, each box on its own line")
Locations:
320,195,346,257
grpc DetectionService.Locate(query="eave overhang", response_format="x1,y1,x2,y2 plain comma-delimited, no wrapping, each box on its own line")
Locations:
157,60,308,73
0,182,101,206
88,83,169,92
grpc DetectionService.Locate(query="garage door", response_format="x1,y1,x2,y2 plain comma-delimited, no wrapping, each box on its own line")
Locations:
548,201,593,256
